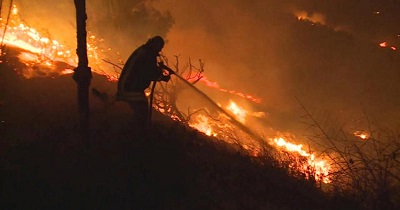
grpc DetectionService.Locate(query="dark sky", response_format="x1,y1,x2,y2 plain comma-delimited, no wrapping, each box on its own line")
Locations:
153,0,400,127
14,0,400,130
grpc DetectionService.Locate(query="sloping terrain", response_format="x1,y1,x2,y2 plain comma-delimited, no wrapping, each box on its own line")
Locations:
0,63,358,210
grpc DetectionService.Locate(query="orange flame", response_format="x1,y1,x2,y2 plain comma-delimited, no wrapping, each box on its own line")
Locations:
11,4,18,15
379,42,388,47
6,4,333,185
226,100,247,123
354,131,369,140
189,114,217,137
200,76,262,103
272,137,331,183
188,100,332,184
294,10,326,25
379,41,397,51
0,5,119,81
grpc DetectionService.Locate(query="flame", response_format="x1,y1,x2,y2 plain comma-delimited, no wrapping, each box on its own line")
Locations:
272,137,331,183
294,10,326,25
226,100,266,121
11,4,18,15
354,131,369,140
200,76,262,103
380,42,388,47
6,3,333,185
189,114,217,137
379,41,397,50
187,99,332,183
0,4,119,81
226,100,247,123
60,68,74,75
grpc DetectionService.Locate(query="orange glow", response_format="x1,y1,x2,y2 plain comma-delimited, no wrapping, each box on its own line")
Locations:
354,131,369,140
378,42,397,51
186,100,332,183
226,100,266,120
294,10,326,25
226,100,247,123
272,137,331,183
201,76,261,103
0,5,118,81
274,137,309,156
189,114,217,137
6,4,333,185
60,69,74,75
11,4,18,15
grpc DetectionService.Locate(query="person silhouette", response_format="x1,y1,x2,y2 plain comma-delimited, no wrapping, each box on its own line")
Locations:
117,36,171,133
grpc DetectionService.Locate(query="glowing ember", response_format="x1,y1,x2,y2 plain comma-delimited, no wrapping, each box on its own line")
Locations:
378,41,397,51
379,42,388,47
354,131,369,140
294,10,326,25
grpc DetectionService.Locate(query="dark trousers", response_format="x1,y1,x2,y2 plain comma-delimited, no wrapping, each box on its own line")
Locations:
129,100,150,133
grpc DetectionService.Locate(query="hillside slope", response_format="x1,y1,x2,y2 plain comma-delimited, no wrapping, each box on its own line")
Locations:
0,64,358,210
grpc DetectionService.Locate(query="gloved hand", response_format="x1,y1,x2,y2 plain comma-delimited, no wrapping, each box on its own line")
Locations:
158,62,175,75
160,74,171,82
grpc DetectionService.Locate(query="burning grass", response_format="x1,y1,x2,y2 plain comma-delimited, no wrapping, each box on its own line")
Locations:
1,4,399,210
299,102,400,210
1,63,357,209
0,6,334,187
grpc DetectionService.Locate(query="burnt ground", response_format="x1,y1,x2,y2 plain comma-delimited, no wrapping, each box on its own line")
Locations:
0,63,359,210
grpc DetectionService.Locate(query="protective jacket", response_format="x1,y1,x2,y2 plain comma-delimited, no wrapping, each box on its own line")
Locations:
117,44,163,102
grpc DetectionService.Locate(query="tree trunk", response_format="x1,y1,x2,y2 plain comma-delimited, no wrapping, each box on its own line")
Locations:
73,0,92,135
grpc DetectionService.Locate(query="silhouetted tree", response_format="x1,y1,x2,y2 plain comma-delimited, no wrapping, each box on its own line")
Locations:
73,0,92,134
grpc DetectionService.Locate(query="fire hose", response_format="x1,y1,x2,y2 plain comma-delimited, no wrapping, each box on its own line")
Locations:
96,60,176,130
148,62,175,129
149,62,272,151
98,60,271,151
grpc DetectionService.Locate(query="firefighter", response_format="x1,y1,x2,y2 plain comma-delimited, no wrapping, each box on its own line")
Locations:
117,36,171,132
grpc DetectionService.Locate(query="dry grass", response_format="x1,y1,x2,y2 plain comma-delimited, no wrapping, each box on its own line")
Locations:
0,62,361,209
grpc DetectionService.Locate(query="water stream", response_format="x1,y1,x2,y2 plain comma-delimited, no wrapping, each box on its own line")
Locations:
169,72,273,153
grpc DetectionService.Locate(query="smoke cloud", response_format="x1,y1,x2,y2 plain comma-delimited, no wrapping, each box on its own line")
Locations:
15,0,173,56
11,0,400,131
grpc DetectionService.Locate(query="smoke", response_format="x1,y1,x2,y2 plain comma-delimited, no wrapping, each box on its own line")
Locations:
153,0,400,129
85,0,174,57
14,0,174,57
10,0,400,130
